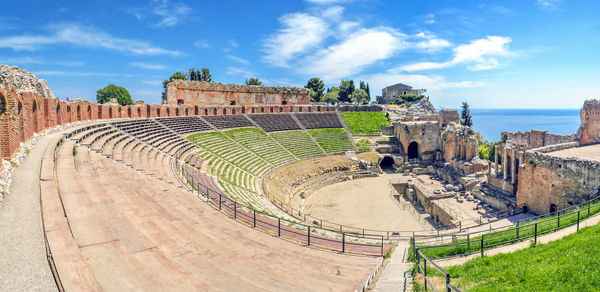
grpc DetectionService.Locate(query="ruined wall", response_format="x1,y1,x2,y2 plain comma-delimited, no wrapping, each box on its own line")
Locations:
438,110,460,127
394,121,441,161
441,123,478,162
164,80,310,106
517,142,599,214
576,99,600,145
501,129,575,149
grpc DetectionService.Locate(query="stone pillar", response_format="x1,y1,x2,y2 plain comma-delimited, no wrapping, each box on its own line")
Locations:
487,160,492,175
511,147,517,184
494,145,498,176
502,147,508,181
519,151,524,167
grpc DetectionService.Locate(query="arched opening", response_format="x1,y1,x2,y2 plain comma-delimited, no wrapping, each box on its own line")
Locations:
18,101,23,115
242,107,246,114
299,107,303,112
379,156,395,172
261,107,264,113
204,108,208,115
109,107,113,118
290,107,294,112
213,108,217,115
87,105,92,119
175,108,179,116
177,99,184,105
166,108,170,116
0,93,5,115
185,108,189,116
128,107,132,118
117,107,122,118
56,104,62,124
195,105,199,115
223,108,227,115
230,100,236,105
408,141,419,160
270,107,274,113
97,105,102,118
137,107,141,117
251,108,255,113
549,204,557,214
76,105,81,120
282,100,287,105
32,101,37,113
156,108,161,116
232,108,236,115
279,106,283,112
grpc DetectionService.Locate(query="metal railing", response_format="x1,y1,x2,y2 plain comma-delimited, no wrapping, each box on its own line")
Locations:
413,196,600,259
415,249,461,292
174,149,388,256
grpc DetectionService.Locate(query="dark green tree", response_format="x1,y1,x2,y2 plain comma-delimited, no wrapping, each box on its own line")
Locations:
201,68,212,82
350,89,370,104
359,81,371,101
461,101,473,127
366,83,370,99
323,87,340,104
305,77,325,102
245,77,262,85
96,84,133,106
338,80,355,103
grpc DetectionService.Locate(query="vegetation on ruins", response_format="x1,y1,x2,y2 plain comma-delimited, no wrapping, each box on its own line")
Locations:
442,222,600,291
461,102,473,127
323,86,340,104
350,89,370,104
475,132,499,161
341,112,390,135
245,77,262,86
356,139,371,152
189,67,212,82
308,128,354,153
96,84,133,105
338,80,355,103
305,77,325,102
394,94,424,104
162,71,187,88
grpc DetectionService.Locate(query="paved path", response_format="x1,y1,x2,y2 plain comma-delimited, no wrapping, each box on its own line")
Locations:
374,240,413,292
435,211,600,267
0,134,58,291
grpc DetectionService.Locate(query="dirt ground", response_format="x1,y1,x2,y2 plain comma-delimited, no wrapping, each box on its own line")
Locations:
303,173,435,232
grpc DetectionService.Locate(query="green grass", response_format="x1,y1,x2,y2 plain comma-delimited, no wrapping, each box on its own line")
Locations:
356,138,371,152
308,128,353,154
341,112,389,135
413,201,600,260
270,130,324,158
442,222,600,291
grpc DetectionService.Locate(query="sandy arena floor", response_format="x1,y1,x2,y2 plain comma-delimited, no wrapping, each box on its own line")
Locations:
303,173,434,232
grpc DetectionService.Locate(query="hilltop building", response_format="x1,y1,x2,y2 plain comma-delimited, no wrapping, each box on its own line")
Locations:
376,83,427,104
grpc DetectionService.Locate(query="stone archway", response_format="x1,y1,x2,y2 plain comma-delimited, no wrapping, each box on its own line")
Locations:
379,156,395,171
408,141,419,160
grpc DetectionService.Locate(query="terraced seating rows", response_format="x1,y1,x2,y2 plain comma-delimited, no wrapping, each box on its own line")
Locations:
270,130,325,159
155,117,212,134
247,114,302,132
224,127,296,166
294,113,344,129
202,115,254,129
111,119,195,155
309,128,354,154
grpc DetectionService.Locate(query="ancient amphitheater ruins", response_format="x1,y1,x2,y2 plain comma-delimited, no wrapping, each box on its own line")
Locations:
2,65,600,291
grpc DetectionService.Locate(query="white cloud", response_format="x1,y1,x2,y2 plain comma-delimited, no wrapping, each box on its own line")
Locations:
34,70,135,77
130,62,166,70
194,39,210,48
141,79,163,86
305,27,405,82
536,0,561,10
399,36,512,72
131,0,192,27
226,55,250,65
56,61,84,67
226,67,256,78
263,12,329,67
412,32,451,51
0,23,183,56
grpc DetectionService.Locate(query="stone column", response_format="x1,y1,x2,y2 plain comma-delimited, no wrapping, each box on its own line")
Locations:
487,160,492,175
494,145,499,176
502,146,508,181
519,151,524,167
511,147,517,184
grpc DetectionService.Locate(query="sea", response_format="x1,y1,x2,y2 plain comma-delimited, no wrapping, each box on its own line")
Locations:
467,109,581,142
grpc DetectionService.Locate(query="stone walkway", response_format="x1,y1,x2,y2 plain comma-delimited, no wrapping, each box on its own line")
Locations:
435,211,600,267
374,240,413,292
0,134,58,291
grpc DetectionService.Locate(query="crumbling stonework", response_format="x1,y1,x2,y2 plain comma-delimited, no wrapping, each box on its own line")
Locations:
164,80,310,106
501,129,575,149
441,123,478,162
0,65,55,99
576,99,600,145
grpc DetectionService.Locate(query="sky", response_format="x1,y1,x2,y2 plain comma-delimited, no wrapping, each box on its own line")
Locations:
0,0,599,109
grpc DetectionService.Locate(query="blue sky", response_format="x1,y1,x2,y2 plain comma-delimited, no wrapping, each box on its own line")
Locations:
0,0,599,108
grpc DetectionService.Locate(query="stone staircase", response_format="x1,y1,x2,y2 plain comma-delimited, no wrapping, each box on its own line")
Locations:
374,241,413,292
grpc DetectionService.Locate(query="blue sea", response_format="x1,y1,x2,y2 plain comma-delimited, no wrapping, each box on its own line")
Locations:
467,109,580,142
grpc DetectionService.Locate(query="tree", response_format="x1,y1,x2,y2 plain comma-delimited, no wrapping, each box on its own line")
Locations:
96,84,133,106
323,87,340,104
162,71,188,89
461,101,473,127
350,89,370,104
245,77,262,85
305,77,325,102
338,80,355,103
359,81,371,101
201,68,212,82
366,83,370,99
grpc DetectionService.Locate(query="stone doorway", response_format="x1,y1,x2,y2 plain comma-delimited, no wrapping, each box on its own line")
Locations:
379,156,394,171
408,141,419,160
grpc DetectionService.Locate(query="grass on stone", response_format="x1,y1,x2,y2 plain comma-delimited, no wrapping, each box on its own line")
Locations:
440,221,600,291
341,112,389,135
308,128,353,154
356,138,371,152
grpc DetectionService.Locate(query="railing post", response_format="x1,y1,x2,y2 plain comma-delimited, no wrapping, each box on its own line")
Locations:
480,235,484,257
416,248,420,273
516,221,520,240
589,202,591,216
459,221,462,232
557,213,560,230
534,223,538,245
423,256,427,290
446,273,451,292
342,233,345,253
219,194,222,210
577,210,580,231
253,210,256,227
234,201,237,219
308,226,311,246
381,236,384,257
467,233,470,249
278,218,281,237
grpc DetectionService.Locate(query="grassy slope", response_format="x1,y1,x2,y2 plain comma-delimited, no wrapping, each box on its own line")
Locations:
446,222,600,291
308,128,353,153
341,112,389,135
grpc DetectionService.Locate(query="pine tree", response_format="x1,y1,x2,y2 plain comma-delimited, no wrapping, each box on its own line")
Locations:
461,102,473,127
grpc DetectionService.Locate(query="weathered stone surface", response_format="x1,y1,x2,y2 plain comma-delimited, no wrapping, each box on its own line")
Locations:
0,65,55,99
576,99,600,145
